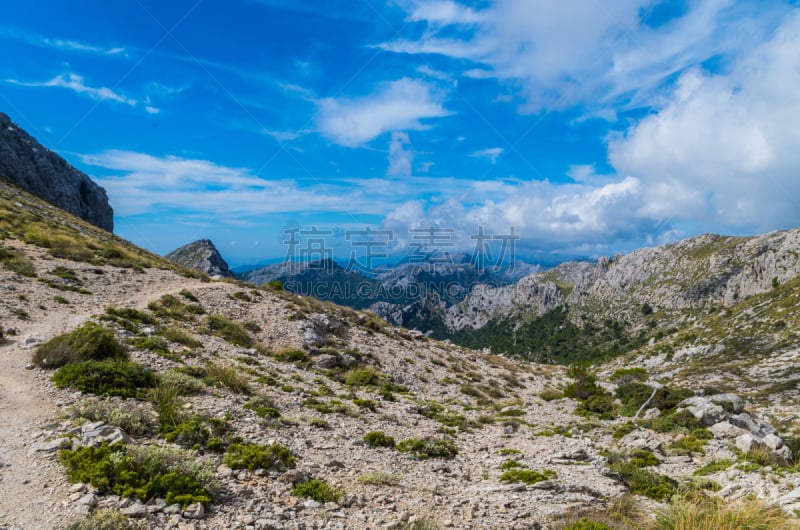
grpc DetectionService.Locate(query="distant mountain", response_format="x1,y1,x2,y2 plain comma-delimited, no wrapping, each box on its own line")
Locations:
166,239,233,278
0,112,113,231
241,254,535,311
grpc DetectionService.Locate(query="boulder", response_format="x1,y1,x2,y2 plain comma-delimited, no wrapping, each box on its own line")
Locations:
679,396,726,426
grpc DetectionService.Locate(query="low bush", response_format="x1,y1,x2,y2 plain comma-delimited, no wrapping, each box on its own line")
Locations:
59,443,218,507
272,348,311,368
559,520,614,530
33,322,126,369
499,468,556,485
223,442,296,471
344,368,385,387
292,478,343,503
654,492,796,530
70,397,157,436
205,315,252,347
363,431,395,448
52,360,157,398
0,246,37,277
359,472,401,487
204,363,251,394
66,509,138,530
396,438,458,460
610,367,648,384
610,462,677,501
161,328,202,348
244,395,281,418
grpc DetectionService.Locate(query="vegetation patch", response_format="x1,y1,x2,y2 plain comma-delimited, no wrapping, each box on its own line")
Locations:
292,479,343,503
363,431,396,448
0,245,36,276
204,363,252,394
223,442,296,471
396,438,458,460
205,314,252,347
66,509,138,530
272,348,311,368
59,443,217,507
53,360,157,398
33,322,126,369
499,468,556,485
244,395,281,418
70,397,157,436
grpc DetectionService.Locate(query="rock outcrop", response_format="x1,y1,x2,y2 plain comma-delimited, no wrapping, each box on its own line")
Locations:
165,239,233,278
0,112,113,231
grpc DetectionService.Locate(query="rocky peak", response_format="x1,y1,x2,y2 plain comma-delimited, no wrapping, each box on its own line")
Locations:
0,112,114,231
165,239,233,278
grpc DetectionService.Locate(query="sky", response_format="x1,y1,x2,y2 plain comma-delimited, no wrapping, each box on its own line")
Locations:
1,0,799,268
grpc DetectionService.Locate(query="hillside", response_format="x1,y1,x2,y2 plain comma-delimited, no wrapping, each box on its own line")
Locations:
1,181,800,529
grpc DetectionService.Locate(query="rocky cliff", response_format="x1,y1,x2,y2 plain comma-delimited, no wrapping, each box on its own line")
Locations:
0,112,114,231
166,239,233,278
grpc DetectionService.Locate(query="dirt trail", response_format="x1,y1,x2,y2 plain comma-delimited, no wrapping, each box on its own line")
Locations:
0,270,207,529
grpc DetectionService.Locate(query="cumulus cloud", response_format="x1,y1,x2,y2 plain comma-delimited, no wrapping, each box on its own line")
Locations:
381,0,790,113
387,132,413,177
316,78,450,146
609,9,800,231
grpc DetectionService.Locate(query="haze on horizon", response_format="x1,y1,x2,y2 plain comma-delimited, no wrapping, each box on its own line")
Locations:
1,0,799,268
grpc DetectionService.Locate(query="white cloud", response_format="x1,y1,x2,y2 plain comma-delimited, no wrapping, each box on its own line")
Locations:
7,72,139,107
0,26,127,57
382,0,790,113
609,9,800,231
405,0,486,25
316,78,450,146
81,150,401,218
387,132,413,177
470,147,503,164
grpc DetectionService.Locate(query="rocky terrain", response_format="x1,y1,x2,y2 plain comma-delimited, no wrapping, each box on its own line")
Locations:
1,182,800,530
166,240,234,279
0,112,113,232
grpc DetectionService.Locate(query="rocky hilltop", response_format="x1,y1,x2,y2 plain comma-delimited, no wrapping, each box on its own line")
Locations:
1,181,800,529
166,239,233,278
0,112,114,231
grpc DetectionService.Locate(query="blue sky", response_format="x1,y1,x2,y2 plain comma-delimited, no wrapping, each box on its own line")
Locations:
1,0,799,267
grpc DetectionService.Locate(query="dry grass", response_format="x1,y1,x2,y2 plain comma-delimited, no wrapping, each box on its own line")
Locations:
653,493,797,530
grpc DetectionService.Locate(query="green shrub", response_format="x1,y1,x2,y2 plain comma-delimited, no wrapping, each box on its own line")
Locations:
396,438,458,459
292,479,343,503
272,348,311,368
610,462,677,501
0,246,37,276
66,509,138,530
344,368,385,387
59,443,217,507
160,369,205,395
231,291,252,302
579,393,617,419
363,431,395,448
179,289,199,302
52,360,156,398
161,328,202,348
670,429,713,455
132,336,170,355
204,363,251,394
353,398,378,411
33,322,126,369
205,315,252,347
610,367,648,384
613,421,637,440
499,468,556,484
629,449,659,468
70,397,157,436
223,442,296,471
559,519,614,530
564,364,604,400
693,459,733,476
499,459,525,470
244,395,281,418
539,387,565,401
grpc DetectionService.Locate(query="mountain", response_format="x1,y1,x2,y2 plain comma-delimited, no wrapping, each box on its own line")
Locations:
2,179,800,528
242,254,535,312
0,112,113,231
166,239,233,278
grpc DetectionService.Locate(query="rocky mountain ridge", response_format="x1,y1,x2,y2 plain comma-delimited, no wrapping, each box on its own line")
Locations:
166,239,234,278
0,112,114,231
1,182,800,529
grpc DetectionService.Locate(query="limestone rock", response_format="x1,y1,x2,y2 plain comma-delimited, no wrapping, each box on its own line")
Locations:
166,239,233,278
0,112,113,231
